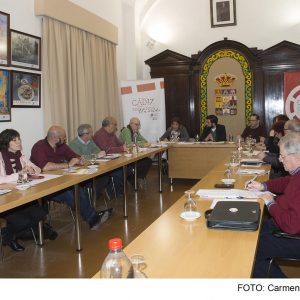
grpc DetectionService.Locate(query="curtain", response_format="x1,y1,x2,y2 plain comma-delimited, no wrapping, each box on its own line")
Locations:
42,17,121,139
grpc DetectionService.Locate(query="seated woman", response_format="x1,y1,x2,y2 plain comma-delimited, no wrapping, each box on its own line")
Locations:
0,129,48,251
160,117,189,142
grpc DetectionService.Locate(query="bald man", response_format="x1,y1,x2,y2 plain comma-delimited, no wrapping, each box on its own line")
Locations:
30,125,111,230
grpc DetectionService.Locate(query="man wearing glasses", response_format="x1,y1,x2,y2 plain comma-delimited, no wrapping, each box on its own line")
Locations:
241,113,267,143
119,117,152,189
246,132,300,277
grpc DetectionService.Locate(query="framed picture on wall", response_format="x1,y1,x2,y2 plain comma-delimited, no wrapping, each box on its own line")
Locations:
0,11,10,66
0,69,11,121
210,0,237,28
11,70,41,108
10,29,41,70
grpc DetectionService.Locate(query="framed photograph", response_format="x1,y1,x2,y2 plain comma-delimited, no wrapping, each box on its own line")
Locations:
0,69,11,121
0,11,10,66
10,29,41,70
11,70,41,108
210,0,237,28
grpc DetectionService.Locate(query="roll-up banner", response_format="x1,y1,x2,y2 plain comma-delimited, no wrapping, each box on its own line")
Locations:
120,79,166,142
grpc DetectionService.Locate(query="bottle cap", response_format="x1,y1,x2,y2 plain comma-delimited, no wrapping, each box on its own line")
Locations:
108,238,123,250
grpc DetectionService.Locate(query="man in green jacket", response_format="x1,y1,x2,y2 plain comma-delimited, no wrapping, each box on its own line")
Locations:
69,124,123,198
119,117,152,189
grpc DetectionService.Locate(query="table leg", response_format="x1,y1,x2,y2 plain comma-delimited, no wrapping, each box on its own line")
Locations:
123,165,128,218
74,184,82,251
134,161,137,191
158,151,162,193
37,220,44,246
92,177,96,208
37,198,44,246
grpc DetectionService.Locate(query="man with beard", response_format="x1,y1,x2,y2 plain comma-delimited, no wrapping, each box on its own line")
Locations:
30,126,112,230
200,114,227,142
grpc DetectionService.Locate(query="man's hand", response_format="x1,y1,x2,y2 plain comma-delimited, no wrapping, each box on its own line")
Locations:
205,133,213,141
257,151,266,160
261,192,274,206
98,151,106,157
69,157,81,167
244,180,264,191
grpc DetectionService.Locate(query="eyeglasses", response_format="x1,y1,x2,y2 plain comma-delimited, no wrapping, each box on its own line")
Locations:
279,153,297,160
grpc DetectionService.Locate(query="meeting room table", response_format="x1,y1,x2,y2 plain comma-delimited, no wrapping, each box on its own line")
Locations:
0,146,168,251
93,153,270,278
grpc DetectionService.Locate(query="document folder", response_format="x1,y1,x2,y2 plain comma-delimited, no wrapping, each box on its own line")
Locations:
206,201,261,231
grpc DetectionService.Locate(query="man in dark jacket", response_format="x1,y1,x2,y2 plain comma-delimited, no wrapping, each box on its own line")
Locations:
200,115,226,142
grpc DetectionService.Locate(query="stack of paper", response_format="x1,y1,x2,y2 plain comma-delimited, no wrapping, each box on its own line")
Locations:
196,189,264,199
236,168,266,175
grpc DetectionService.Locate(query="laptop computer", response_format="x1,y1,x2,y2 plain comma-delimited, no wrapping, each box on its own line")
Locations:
206,201,261,231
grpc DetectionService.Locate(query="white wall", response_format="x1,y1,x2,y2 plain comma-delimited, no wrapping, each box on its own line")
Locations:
140,0,300,78
2,0,300,154
0,0,43,157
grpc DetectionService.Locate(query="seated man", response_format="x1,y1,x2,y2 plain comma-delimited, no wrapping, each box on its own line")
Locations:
246,132,300,277
240,113,267,143
119,117,153,189
30,125,111,230
69,123,123,197
200,115,226,142
93,117,138,188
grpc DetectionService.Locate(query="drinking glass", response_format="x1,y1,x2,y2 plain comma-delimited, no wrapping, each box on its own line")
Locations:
130,255,148,278
184,190,197,213
195,134,200,142
224,168,232,179
90,153,97,165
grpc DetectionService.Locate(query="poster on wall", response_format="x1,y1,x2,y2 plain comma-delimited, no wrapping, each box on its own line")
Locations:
11,70,41,108
120,79,166,142
0,69,11,121
214,73,237,115
0,11,10,66
284,71,300,120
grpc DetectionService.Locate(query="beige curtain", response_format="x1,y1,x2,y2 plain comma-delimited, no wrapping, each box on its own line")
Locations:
42,17,121,139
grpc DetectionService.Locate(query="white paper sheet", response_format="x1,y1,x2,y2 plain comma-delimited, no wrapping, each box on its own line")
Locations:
196,189,264,199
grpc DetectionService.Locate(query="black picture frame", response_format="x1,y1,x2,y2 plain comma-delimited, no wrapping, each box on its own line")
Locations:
10,29,41,70
0,68,11,121
11,70,41,108
210,0,237,28
0,11,10,66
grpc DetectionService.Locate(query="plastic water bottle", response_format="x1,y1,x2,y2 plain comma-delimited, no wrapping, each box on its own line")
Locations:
100,238,134,278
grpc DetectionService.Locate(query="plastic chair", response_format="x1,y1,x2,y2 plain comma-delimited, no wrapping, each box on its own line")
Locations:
267,230,300,277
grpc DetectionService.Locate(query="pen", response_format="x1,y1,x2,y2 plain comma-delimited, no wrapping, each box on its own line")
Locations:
246,175,258,188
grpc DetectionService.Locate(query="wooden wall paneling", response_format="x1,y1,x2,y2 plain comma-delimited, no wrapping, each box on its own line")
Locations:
145,50,193,133
145,40,300,137
257,41,300,130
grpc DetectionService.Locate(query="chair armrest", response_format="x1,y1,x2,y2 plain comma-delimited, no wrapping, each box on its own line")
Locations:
272,229,300,240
